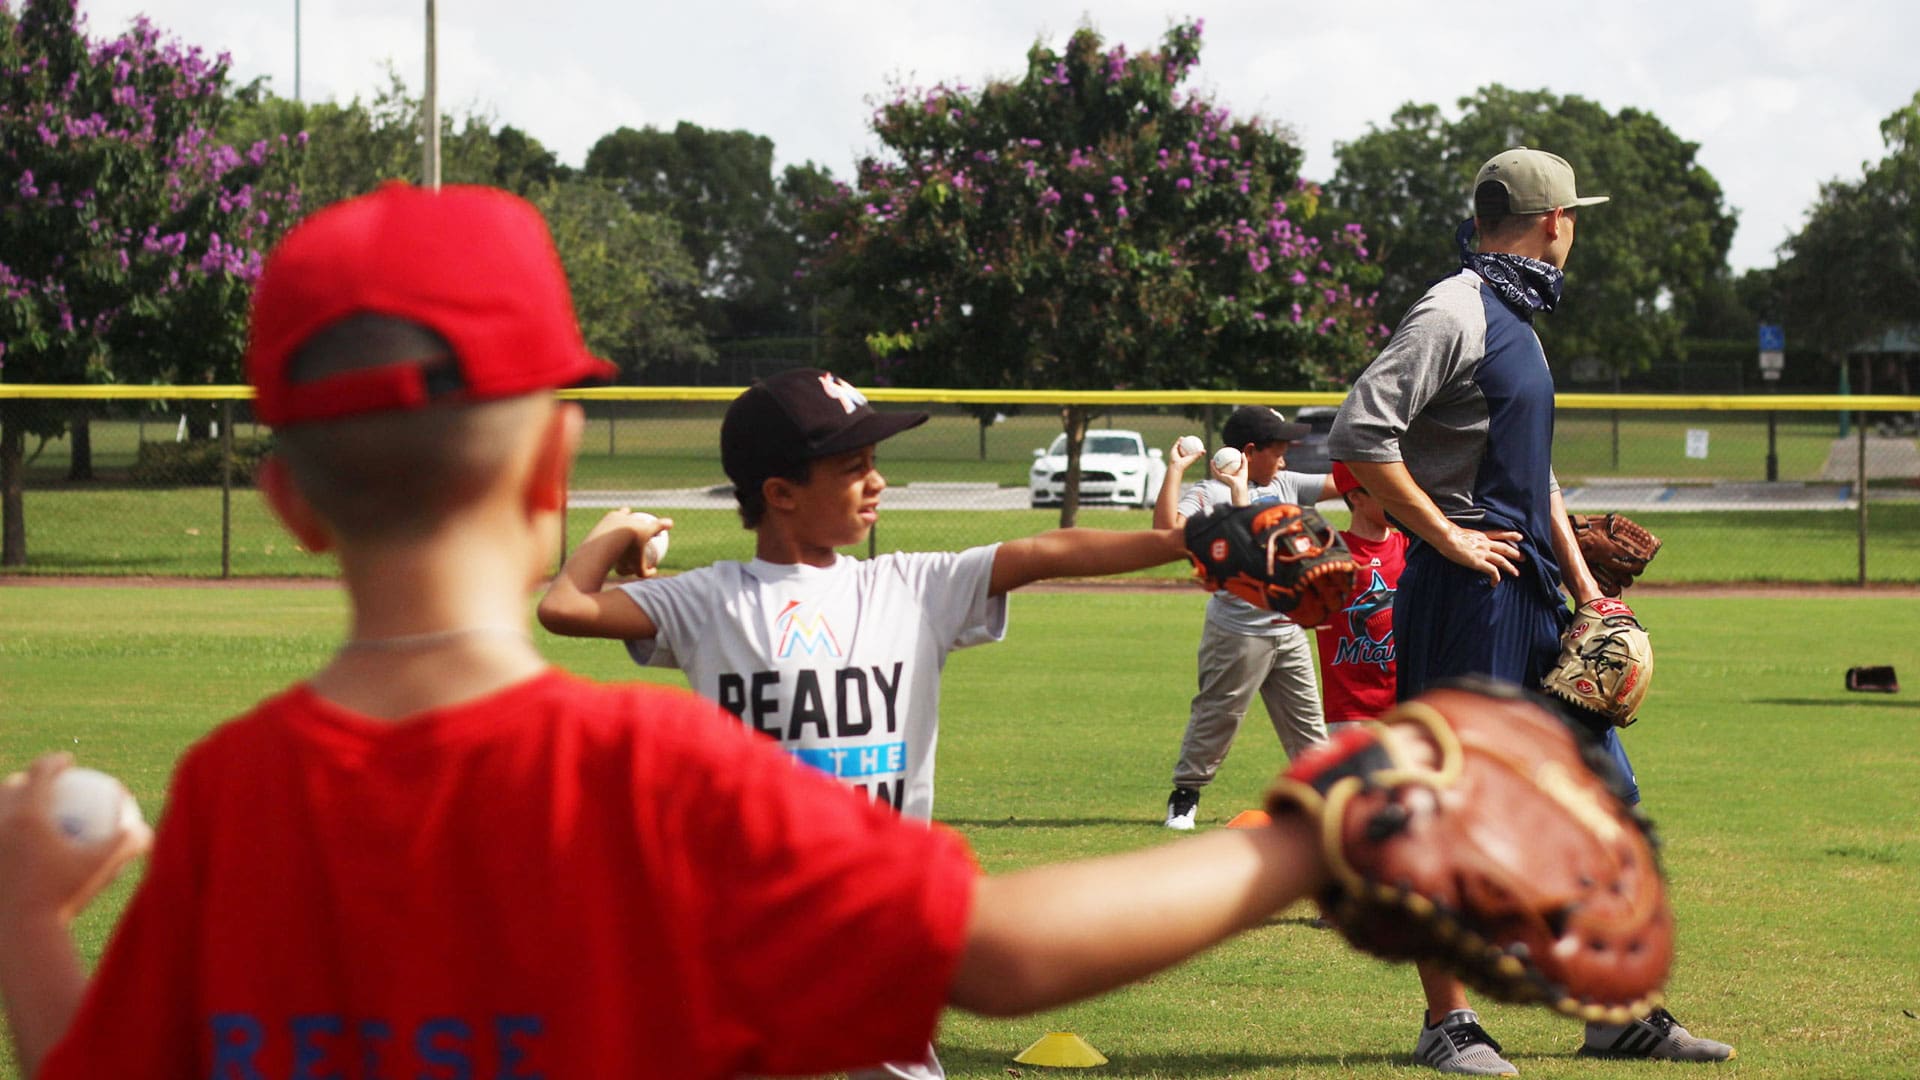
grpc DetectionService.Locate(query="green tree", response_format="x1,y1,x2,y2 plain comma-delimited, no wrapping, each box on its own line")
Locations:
736,160,837,338
586,122,834,343
230,79,714,381
1328,85,1737,379
1,0,302,564
1685,272,1761,342
1316,102,1459,327
225,70,569,212
1774,90,1920,388
810,20,1386,524
528,180,710,375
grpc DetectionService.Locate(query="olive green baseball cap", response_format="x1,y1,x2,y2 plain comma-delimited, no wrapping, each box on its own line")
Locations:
1474,147,1610,214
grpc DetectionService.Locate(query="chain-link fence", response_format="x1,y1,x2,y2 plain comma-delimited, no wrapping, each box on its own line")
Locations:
4,387,1918,584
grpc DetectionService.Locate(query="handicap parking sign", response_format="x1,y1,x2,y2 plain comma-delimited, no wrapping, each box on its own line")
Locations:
1758,323,1785,351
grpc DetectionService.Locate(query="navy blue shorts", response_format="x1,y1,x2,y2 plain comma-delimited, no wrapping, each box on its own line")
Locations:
1393,544,1639,803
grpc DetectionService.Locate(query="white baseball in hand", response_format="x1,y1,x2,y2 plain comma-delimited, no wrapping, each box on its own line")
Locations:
623,511,668,571
1211,446,1245,475
641,524,669,569
50,767,142,846
1175,435,1205,457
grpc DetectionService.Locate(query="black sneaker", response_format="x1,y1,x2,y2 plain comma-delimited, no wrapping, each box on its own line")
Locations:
1164,787,1200,830
1579,1006,1735,1061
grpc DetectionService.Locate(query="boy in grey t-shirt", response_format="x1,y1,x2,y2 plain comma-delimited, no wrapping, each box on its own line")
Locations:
541,368,1185,821
1152,406,1338,830
541,369,1189,1079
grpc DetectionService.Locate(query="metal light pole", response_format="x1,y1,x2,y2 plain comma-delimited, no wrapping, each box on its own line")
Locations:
293,0,301,101
422,0,441,189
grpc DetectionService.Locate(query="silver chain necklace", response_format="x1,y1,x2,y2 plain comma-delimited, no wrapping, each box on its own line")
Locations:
337,625,533,653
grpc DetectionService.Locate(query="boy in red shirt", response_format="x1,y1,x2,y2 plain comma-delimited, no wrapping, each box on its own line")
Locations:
1313,462,1409,737
1317,464,1519,1073
0,183,1349,1079
1317,465,1519,1074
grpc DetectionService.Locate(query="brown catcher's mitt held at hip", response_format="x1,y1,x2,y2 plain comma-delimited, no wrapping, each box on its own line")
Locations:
1569,512,1662,597
1266,677,1672,1022
1543,598,1654,728
1183,503,1357,628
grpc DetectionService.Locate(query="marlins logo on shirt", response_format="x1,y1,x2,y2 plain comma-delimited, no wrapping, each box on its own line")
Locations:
775,600,843,659
1334,563,1396,671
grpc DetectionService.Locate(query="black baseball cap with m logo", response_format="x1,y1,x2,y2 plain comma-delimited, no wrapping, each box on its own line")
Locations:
720,368,929,489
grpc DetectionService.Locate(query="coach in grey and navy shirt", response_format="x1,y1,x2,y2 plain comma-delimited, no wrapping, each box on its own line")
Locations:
1326,146,1744,1070
1327,146,1613,714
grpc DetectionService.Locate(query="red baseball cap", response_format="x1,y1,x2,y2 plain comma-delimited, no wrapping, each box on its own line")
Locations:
245,182,615,426
1331,461,1363,496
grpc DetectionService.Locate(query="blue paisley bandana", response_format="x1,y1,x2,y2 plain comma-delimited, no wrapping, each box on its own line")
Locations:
1456,217,1563,318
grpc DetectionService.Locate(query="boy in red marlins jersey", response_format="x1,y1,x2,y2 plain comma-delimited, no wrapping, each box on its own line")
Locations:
0,183,1342,1080
1316,464,1525,1074
1314,462,1409,737
1317,463,1517,1074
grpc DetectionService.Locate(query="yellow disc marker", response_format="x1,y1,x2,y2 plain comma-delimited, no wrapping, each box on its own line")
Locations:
1012,1031,1109,1067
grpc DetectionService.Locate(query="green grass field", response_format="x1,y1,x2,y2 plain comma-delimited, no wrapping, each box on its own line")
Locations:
3,584,1917,1077
10,491,1920,585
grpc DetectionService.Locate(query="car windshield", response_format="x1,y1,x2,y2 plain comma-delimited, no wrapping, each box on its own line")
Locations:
1048,433,1141,456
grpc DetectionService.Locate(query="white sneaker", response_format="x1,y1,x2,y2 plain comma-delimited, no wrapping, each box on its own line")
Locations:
1580,1007,1735,1061
1414,1010,1518,1076
1164,787,1199,830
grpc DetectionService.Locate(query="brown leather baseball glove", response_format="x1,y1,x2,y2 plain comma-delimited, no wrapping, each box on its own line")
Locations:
1266,677,1672,1022
1182,502,1357,628
1569,512,1662,597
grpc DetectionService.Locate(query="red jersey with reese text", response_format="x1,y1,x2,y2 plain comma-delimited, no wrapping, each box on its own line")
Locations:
40,670,977,1080
1315,529,1409,722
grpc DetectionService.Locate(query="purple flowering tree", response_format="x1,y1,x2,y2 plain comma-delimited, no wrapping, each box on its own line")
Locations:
809,20,1386,524
0,0,301,565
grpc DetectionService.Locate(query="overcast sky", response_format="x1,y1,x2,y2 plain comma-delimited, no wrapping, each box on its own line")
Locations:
81,0,1919,275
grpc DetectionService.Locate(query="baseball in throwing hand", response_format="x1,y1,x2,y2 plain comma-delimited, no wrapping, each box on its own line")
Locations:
50,767,143,847
615,510,670,576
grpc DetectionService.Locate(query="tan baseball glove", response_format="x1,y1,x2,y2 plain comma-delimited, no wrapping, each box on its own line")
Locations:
1543,598,1654,728
1266,677,1672,1022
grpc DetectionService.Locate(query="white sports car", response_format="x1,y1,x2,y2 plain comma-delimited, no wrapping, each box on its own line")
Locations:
1028,430,1167,509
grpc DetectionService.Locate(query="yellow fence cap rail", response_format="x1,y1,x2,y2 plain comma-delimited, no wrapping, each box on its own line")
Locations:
2,384,1917,413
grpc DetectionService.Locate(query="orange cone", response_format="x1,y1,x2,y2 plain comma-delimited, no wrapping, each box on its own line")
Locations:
1226,808,1271,829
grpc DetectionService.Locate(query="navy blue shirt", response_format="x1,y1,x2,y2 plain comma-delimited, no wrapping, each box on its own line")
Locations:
1329,268,1564,600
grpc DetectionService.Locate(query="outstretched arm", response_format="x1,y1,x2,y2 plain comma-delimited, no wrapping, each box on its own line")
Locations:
988,527,1185,596
950,815,1325,1015
536,509,667,640
0,757,150,1077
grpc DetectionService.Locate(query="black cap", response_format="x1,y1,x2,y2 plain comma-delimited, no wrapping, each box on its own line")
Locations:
721,368,929,489
1221,405,1309,448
